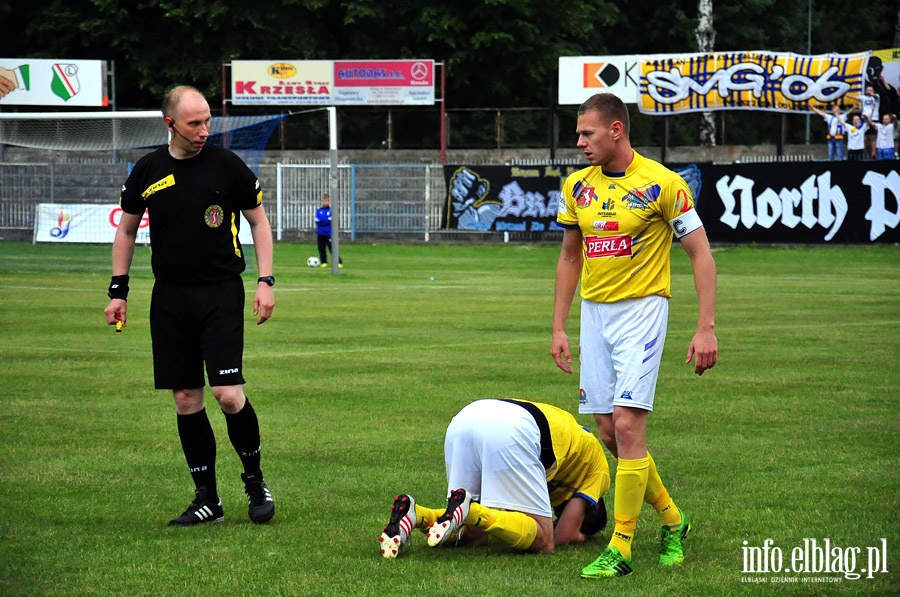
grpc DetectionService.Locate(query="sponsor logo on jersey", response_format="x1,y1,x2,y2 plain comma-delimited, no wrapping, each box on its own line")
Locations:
141,175,175,199
585,234,632,258
623,182,661,210
205,205,225,228
593,220,619,231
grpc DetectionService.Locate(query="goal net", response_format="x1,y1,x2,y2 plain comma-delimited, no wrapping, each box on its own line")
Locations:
0,111,286,241
0,111,285,173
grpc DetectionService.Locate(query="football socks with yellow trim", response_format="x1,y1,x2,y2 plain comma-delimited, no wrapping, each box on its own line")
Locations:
468,501,538,551
609,456,650,560
413,504,442,531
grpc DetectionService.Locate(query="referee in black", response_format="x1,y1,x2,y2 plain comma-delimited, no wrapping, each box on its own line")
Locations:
104,85,276,526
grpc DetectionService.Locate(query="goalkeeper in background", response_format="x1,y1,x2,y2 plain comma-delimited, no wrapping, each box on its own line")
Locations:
379,398,610,558
103,85,277,526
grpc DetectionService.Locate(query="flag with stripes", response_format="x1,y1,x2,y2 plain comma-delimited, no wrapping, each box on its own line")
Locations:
638,51,869,114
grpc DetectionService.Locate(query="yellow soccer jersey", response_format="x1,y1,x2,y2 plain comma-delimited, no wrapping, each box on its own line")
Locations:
533,401,610,508
557,151,701,303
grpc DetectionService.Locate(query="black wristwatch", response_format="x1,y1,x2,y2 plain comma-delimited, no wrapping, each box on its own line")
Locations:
257,276,275,287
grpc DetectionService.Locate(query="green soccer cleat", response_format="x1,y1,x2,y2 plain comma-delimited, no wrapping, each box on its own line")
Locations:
659,508,691,566
581,545,633,579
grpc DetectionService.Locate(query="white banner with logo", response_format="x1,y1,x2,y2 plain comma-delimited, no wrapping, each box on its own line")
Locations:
558,55,647,105
34,203,252,246
0,58,107,107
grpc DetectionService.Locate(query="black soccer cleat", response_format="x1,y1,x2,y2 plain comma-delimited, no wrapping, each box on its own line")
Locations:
168,487,225,526
241,470,275,524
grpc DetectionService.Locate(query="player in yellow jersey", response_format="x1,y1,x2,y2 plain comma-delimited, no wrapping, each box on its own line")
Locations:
550,93,718,579
378,399,610,558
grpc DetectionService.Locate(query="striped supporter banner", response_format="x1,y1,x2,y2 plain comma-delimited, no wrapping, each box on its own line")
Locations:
638,51,869,115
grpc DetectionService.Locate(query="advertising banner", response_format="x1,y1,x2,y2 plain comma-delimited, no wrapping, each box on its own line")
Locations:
695,160,899,244
558,55,646,105
35,204,150,244
638,51,869,114
34,204,255,245
0,58,108,107
231,60,434,105
442,161,899,244
442,164,577,232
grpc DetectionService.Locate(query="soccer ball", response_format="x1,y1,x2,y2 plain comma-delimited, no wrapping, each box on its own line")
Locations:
307,256,320,268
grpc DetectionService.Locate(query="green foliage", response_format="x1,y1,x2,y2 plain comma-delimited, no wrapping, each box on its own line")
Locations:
0,241,898,596
6,0,897,148
14,0,891,110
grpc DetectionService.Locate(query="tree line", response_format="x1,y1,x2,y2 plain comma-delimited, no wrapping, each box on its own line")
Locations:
5,0,898,148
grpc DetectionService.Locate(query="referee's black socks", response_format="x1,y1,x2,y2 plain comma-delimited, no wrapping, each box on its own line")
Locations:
176,408,218,500
225,397,262,475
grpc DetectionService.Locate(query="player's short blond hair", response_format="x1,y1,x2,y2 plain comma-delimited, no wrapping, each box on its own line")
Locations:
578,93,630,137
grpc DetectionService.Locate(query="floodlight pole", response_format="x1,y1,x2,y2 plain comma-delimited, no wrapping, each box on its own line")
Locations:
328,106,341,276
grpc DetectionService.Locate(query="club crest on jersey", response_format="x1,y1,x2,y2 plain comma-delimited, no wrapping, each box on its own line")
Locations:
585,234,632,258
204,205,225,228
573,181,596,208
623,182,661,210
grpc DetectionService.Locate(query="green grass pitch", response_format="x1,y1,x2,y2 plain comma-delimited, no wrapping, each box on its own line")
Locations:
0,241,897,596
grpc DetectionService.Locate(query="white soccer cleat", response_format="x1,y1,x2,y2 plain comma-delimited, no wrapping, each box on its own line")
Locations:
379,494,417,559
427,488,471,547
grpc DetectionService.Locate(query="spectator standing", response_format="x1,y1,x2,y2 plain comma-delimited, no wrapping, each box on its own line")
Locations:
812,104,849,161
871,112,898,160
844,113,870,161
855,85,880,159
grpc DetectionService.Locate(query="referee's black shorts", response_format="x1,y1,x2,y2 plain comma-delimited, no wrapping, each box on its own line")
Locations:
150,277,246,389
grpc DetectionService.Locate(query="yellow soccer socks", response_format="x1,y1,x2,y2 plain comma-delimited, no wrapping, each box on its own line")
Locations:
644,453,683,528
468,502,537,551
414,504,441,531
609,456,650,559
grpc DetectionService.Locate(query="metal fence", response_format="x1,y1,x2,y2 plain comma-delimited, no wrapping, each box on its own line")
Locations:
0,159,128,235
0,159,449,240
0,163,53,231
272,163,446,241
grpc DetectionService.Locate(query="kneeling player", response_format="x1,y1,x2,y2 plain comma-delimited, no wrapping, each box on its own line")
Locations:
379,399,610,557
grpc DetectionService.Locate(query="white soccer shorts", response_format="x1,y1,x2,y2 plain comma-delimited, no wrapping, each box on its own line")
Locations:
578,295,669,414
443,399,552,518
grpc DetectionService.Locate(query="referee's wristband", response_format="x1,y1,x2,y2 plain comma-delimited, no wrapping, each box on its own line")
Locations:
107,275,130,301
